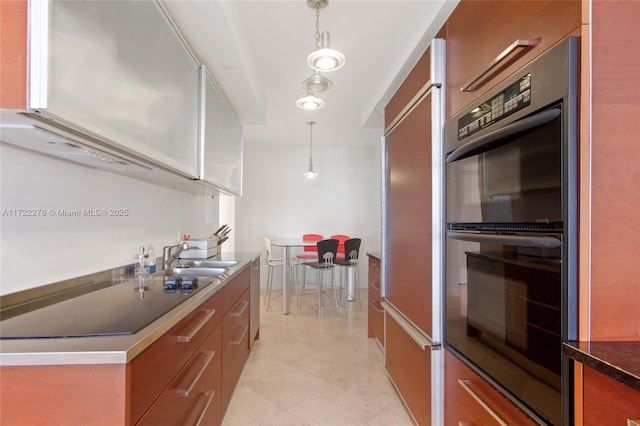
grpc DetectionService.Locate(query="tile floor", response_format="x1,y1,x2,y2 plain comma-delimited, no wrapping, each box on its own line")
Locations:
221,290,415,426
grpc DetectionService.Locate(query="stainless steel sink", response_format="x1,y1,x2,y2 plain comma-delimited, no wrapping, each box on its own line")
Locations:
171,267,228,277
179,260,238,268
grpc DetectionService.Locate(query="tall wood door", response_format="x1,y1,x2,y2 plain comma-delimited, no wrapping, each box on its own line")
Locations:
385,91,433,335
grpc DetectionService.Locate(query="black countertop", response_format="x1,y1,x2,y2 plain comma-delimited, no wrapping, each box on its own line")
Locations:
0,252,259,366
563,341,640,392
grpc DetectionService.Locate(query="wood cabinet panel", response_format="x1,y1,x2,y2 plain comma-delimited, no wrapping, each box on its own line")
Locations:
367,256,384,346
583,364,640,425
384,52,431,130
444,0,581,118
385,92,433,334
588,0,640,341
445,349,537,426
0,364,126,426
386,312,431,425
0,0,27,109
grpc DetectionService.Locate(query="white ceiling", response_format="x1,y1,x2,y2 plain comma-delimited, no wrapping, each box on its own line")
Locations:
162,0,458,147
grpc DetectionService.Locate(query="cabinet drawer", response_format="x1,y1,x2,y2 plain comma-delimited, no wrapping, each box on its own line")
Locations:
386,311,431,425
368,257,380,284
129,293,223,424
221,287,251,413
444,0,581,118
221,268,250,315
138,324,222,426
368,280,384,346
445,349,536,426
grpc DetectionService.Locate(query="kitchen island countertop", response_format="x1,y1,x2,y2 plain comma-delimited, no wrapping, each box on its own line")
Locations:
0,252,259,367
563,341,640,392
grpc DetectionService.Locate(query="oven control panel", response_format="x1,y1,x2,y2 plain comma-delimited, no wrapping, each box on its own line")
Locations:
458,73,532,140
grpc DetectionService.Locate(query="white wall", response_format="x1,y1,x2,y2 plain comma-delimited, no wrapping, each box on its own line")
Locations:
0,144,217,295
235,142,382,288
0,138,382,295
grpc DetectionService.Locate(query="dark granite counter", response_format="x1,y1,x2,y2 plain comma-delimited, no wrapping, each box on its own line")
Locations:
563,341,640,392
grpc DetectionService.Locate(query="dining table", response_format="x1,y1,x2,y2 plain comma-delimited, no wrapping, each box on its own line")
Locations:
270,238,317,314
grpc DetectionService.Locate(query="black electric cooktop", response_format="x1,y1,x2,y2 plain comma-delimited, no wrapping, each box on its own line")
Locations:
0,276,211,339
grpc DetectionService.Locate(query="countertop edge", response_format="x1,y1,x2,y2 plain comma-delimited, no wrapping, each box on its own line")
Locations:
563,341,640,393
0,252,260,367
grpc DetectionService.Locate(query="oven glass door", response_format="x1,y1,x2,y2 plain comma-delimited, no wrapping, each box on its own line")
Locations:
446,236,562,425
446,104,563,227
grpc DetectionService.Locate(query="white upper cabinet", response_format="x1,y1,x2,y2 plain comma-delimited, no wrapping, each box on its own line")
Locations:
200,69,243,195
32,0,200,178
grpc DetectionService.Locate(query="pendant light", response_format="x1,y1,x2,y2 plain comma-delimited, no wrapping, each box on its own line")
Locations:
296,91,325,110
302,70,333,93
306,0,345,72
304,121,318,178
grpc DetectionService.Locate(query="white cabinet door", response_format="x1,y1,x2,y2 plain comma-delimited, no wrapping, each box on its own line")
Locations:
201,70,242,195
39,0,200,177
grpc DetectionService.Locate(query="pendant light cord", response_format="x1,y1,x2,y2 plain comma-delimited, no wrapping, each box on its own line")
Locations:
314,6,321,47
308,121,315,163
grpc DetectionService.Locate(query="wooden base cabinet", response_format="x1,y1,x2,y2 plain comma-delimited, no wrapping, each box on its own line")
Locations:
367,256,384,347
445,350,536,426
582,364,640,426
0,265,256,426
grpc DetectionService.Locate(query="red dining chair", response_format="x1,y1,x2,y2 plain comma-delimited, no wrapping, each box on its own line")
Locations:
331,234,350,260
295,234,324,261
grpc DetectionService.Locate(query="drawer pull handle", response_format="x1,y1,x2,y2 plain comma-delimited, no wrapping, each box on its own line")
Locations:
177,309,216,343
232,323,249,345
460,38,540,92
230,299,249,317
371,281,381,292
176,350,216,397
458,422,471,426
193,390,215,426
458,379,508,426
370,300,385,313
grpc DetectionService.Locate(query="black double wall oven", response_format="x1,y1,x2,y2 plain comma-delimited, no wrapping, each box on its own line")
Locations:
444,37,578,425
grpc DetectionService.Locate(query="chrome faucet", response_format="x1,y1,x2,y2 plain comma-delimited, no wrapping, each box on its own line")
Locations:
162,242,190,271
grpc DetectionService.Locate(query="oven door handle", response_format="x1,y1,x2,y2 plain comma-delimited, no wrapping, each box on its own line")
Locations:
446,107,561,163
447,230,561,249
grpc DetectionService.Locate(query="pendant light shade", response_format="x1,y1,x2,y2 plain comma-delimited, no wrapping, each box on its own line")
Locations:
296,92,325,110
302,70,333,92
304,121,318,178
307,31,345,72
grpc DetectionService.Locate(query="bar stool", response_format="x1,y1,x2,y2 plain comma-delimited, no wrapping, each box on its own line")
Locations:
264,236,285,311
331,234,350,260
300,239,339,317
292,234,323,298
335,238,362,308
